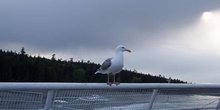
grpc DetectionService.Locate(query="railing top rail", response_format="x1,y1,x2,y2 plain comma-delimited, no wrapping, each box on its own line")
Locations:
1,83,220,90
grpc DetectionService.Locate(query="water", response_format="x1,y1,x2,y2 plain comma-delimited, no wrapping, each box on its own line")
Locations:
52,90,220,110
153,94,219,110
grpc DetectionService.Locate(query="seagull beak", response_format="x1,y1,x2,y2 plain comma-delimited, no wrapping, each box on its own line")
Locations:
125,48,131,53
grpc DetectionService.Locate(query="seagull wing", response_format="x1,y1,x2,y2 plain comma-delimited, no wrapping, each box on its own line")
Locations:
101,58,112,70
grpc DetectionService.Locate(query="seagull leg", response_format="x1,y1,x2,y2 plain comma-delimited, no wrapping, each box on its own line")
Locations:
113,74,115,83
113,74,120,86
107,74,112,86
107,74,109,83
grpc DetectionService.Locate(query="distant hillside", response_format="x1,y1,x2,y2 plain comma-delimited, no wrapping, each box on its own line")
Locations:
0,48,187,83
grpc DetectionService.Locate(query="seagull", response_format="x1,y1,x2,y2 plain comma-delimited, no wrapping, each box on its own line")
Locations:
95,45,131,86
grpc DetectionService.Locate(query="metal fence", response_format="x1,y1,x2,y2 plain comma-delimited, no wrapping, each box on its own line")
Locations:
0,90,43,109
0,83,220,110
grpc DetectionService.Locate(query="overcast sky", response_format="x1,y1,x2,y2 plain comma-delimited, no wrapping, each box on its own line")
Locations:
1,0,220,83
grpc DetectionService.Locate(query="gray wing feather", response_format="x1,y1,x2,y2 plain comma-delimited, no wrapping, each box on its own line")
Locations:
101,58,112,70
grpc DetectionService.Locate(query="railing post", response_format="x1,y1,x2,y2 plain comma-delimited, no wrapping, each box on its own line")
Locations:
44,90,54,110
147,89,158,110
216,99,220,110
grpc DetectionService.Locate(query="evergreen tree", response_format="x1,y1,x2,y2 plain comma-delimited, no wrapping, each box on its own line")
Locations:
132,76,142,83
0,48,187,83
20,47,26,55
51,54,56,60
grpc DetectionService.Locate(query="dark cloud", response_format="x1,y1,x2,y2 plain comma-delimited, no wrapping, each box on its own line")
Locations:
1,0,220,83
1,0,220,51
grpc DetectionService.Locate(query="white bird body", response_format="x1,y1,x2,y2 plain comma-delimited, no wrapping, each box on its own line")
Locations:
109,51,124,74
95,45,131,86
95,50,124,74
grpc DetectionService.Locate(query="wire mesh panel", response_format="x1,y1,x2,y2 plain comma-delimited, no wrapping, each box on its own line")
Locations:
1,83,220,110
50,88,220,110
52,89,153,110
0,91,43,110
152,88,220,110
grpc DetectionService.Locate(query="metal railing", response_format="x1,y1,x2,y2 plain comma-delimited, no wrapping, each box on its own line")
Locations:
0,83,220,110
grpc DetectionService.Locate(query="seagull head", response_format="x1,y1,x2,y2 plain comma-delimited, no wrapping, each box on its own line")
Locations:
116,45,131,53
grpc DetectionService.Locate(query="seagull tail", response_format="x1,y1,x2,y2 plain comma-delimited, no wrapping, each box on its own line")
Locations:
95,71,99,74
95,69,101,74
95,69,105,74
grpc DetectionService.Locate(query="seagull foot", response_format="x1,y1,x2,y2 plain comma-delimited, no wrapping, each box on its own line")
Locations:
114,82,120,86
107,82,113,86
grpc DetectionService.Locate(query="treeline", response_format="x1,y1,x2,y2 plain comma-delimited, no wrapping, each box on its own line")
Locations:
0,48,186,83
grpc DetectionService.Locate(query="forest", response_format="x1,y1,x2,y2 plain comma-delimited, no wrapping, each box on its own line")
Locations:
0,48,186,83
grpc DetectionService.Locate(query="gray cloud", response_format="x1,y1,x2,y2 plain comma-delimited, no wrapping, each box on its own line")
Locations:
1,0,220,83
1,0,220,51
